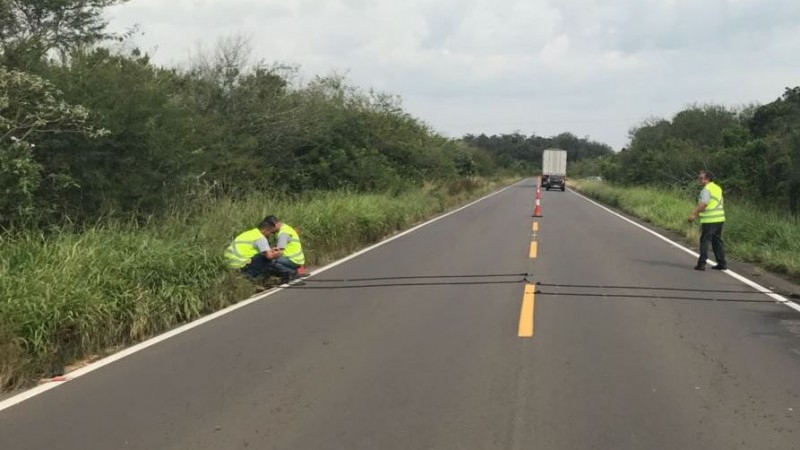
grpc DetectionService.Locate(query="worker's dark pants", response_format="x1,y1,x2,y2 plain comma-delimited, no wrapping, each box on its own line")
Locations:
271,257,300,281
241,254,272,280
698,222,726,267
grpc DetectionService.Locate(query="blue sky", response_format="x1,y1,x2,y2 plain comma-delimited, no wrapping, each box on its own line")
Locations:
106,0,800,149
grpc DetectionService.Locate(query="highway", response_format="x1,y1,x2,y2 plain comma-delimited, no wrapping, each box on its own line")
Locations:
1,178,798,450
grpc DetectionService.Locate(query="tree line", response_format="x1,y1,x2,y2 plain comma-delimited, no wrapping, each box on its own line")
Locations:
1,1,495,229
460,131,615,173
600,87,800,214
7,1,792,230
0,1,627,231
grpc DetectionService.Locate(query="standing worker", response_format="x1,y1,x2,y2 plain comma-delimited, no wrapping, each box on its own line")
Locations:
263,215,305,282
224,217,282,280
688,170,727,271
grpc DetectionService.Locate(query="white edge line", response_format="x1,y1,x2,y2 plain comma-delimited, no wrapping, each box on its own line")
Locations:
0,180,521,412
569,188,800,314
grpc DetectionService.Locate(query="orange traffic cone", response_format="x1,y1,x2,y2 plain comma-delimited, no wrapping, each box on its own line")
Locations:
533,197,542,217
532,182,543,217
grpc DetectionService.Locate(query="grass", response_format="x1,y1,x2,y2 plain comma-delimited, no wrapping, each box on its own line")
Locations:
0,177,512,390
570,179,800,280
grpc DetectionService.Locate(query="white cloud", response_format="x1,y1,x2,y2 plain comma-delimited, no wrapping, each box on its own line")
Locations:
105,0,800,149
540,34,570,67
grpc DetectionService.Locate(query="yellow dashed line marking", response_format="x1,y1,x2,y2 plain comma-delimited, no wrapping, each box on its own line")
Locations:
529,241,538,259
533,222,539,232
518,284,536,337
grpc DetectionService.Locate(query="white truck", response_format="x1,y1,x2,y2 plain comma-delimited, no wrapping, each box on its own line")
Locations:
541,148,567,191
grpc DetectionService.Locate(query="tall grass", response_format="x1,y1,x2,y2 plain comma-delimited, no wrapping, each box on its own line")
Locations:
571,179,800,279
0,177,509,390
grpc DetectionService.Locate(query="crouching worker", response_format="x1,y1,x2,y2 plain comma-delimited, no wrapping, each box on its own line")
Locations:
262,215,305,283
224,217,282,281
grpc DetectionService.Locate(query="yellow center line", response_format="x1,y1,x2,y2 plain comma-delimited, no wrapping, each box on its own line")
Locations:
529,241,538,259
532,222,539,232
518,284,536,337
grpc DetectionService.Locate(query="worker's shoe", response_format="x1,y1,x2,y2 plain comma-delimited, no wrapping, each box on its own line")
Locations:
278,271,299,285
712,265,727,270
694,264,706,271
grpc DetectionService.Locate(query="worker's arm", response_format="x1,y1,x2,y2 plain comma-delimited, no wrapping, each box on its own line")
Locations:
275,231,290,250
688,189,710,222
254,236,281,259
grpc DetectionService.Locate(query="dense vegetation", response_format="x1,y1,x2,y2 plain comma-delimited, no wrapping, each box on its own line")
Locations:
598,88,800,215
1,44,492,227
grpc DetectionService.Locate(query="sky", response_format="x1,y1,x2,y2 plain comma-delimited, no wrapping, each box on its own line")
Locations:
105,0,800,150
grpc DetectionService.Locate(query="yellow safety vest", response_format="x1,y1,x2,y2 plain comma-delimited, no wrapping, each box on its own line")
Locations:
223,228,264,269
277,224,305,265
699,182,725,224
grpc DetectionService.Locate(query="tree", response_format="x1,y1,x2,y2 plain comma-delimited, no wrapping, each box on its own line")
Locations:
0,66,104,225
0,0,130,66
749,87,800,138
37,48,207,216
454,151,477,177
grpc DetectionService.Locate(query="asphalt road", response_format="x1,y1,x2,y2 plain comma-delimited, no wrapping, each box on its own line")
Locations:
1,179,799,450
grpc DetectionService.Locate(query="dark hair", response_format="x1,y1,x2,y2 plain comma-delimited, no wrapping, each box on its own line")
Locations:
700,170,714,181
258,215,279,229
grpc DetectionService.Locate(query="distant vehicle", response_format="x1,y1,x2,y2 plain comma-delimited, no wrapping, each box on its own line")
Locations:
541,148,567,191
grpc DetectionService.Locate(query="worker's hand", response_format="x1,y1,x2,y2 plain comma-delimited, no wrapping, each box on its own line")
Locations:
687,214,696,223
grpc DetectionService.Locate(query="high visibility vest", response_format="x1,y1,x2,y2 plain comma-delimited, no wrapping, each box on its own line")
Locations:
699,182,725,224
277,224,305,265
224,228,264,269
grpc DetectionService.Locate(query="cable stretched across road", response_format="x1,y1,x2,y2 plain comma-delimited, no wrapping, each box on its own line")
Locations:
286,272,529,289
534,290,781,304
282,272,799,303
300,272,530,283
536,282,777,295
